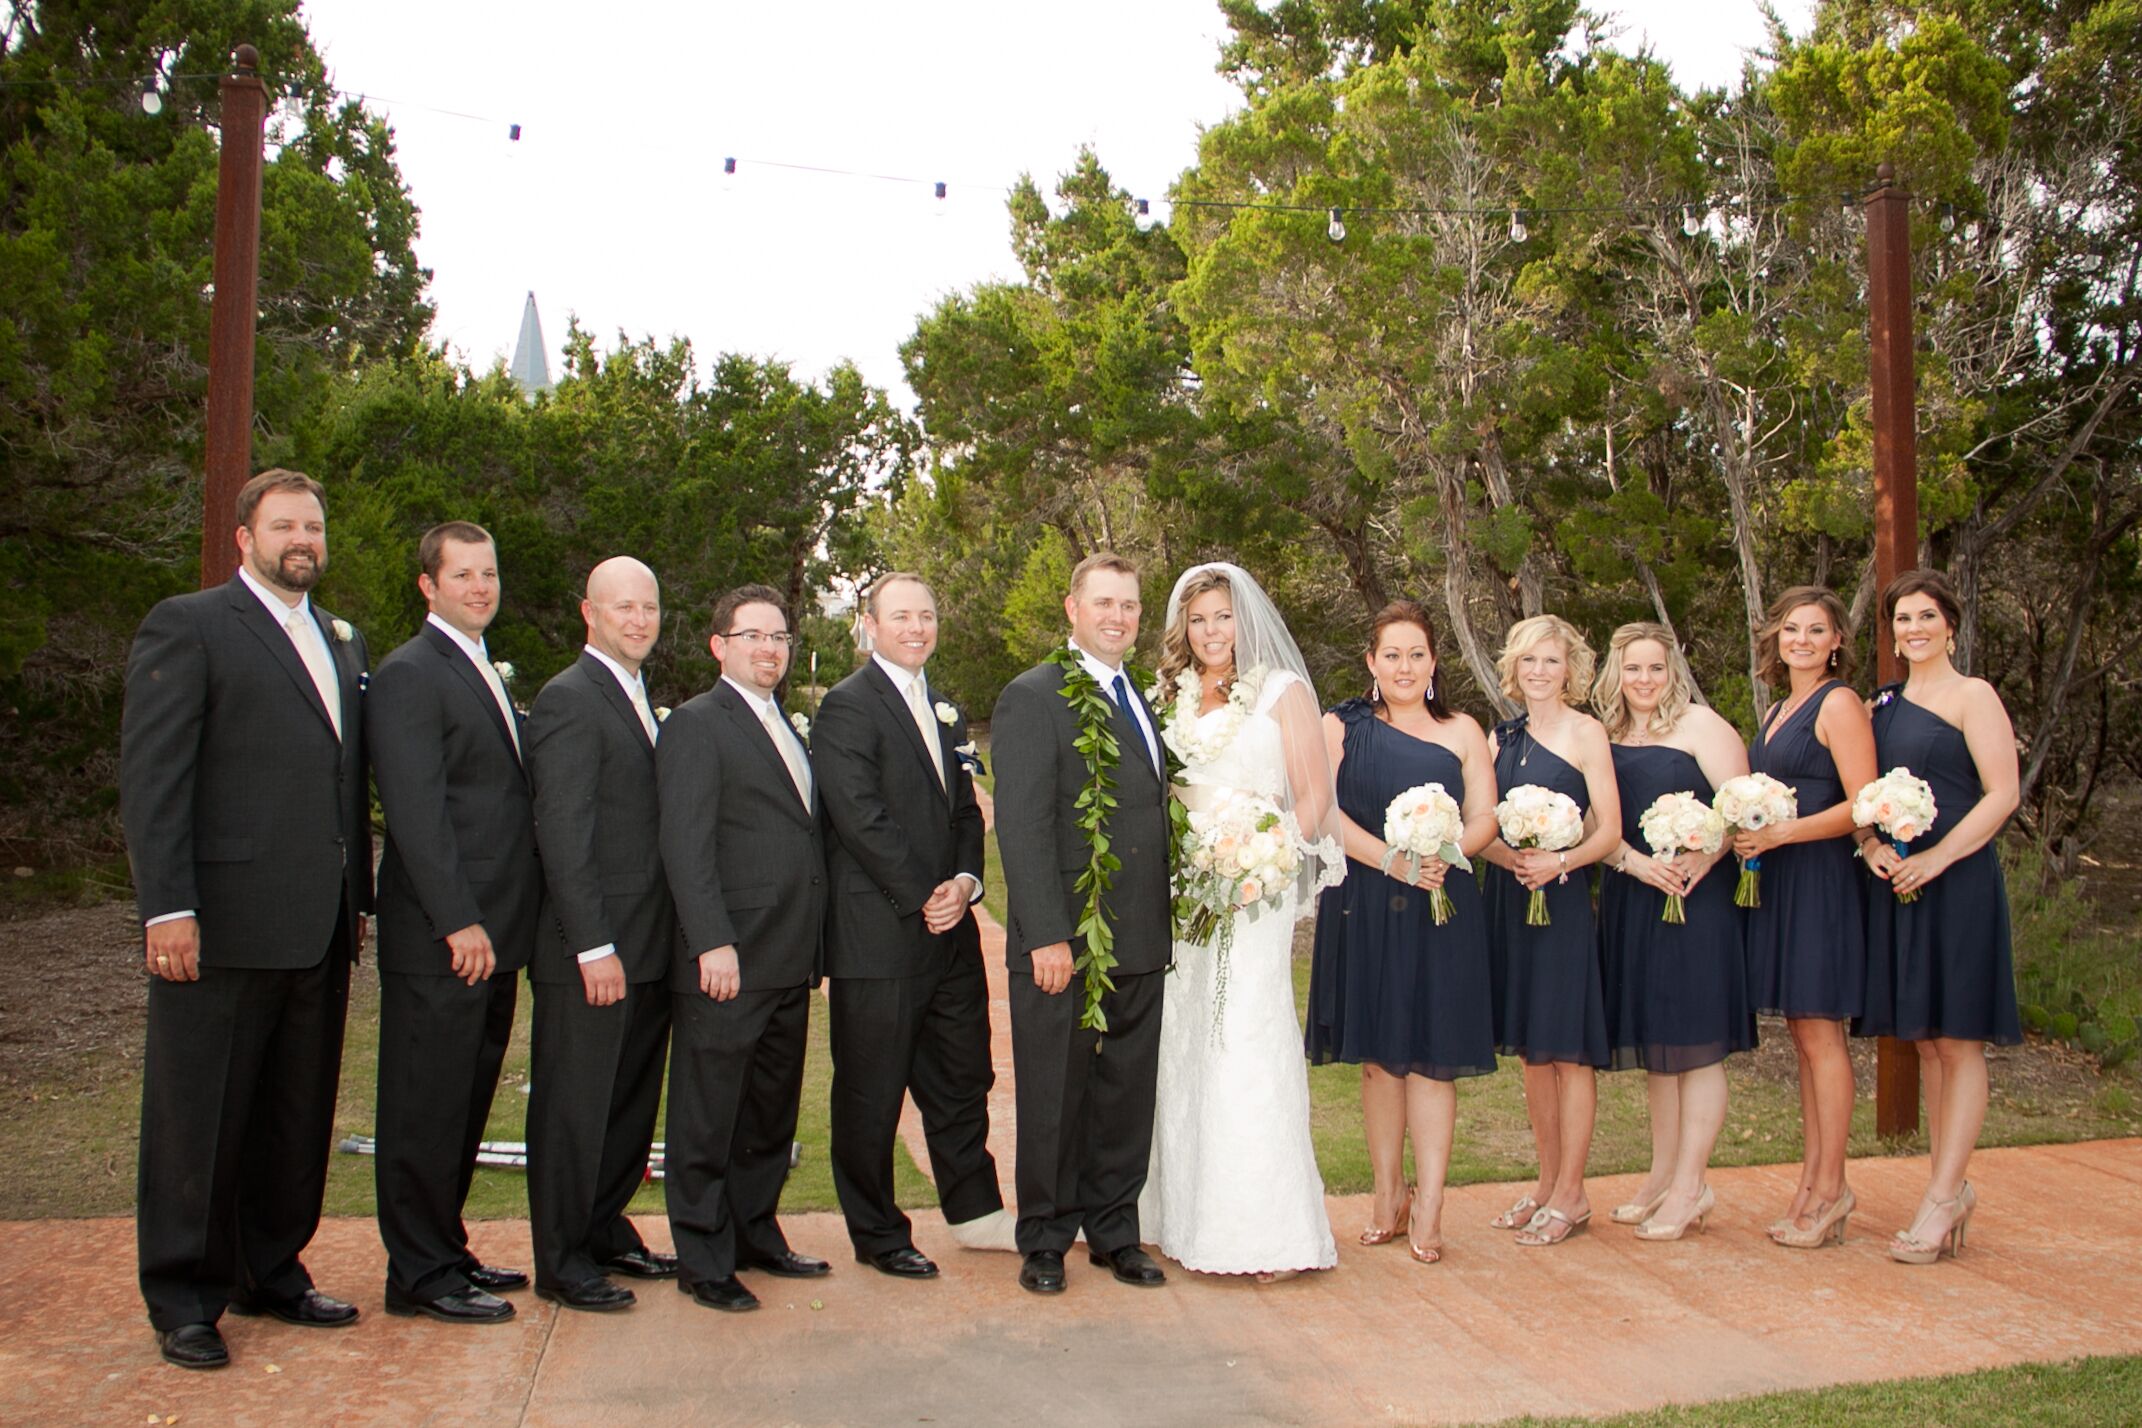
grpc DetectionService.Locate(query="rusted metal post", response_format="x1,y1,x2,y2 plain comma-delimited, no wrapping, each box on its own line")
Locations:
199,43,268,588
1866,161,1922,1139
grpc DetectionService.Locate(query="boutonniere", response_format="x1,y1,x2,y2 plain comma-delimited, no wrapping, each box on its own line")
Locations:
330,617,354,643
492,660,515,683
934,699,960,726
789,711,811,742
655,706,672,722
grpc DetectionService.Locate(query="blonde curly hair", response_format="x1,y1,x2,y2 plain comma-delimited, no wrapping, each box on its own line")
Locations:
1592,622,1696,741
1496,614,1594,709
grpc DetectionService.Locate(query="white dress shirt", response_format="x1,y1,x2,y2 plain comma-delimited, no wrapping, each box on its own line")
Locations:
871,652,982,905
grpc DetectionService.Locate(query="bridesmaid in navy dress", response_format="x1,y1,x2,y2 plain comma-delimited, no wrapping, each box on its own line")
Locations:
1859,570,2021,1265
1482,615,1620,1247
1738,586,1876,1249
1307,601,1499,1264
1592,624,1757,1241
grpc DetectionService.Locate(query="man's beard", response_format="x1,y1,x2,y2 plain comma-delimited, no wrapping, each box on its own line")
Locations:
257,547,323,592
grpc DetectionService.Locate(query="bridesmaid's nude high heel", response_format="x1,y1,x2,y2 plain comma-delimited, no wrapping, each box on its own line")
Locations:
1611,1186,1670,1226
1359,1188,1412,1247
1774,1188,1855,1249
1889,1183,1975,1265
1407,1188,1443,1264
1634,1185,1715,1242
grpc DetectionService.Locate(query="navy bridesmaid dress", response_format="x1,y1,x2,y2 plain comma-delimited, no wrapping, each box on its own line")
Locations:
1744,680,1866,1020
1306,700,1497,1080
1858,687,2022,1045
1485,715,1609,1068
1600,744,1757,1073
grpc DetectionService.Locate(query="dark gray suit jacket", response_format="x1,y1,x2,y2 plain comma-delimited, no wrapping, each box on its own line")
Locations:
120,576,371,968
656,680,826,994
814,661,985,980
367,620,543,977
989,658,1172,977
525,652,679,985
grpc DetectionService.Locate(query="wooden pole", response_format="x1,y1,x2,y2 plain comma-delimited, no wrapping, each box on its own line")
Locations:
1866,162,1922,1139
199,43,268,589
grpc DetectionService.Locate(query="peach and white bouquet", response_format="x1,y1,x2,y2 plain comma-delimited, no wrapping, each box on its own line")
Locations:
1380,782,1472,925
1853,768,1940,903
1712,772,1798,908
1174,790,1303,1022
1637,791,1726,925
1495,784,1585,926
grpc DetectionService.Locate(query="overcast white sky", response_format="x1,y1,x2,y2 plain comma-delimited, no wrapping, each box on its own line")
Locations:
298,0,1815,405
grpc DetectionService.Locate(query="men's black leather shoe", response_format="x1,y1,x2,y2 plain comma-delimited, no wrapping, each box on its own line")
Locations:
1018,1250,1066,1295
1089,1246,1167,1287
679,1276,760,1313
860,1247,939,1279
229,1288,359,1328
156,1323,229,1370
536,1278,636,1313
383,1285,516,1323
736,1249,830,1278
463,1263,529,1293
601,1248,679,1280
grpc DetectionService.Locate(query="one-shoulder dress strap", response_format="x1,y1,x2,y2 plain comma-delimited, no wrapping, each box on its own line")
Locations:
1491,712,1529,746
1329,696,1377,729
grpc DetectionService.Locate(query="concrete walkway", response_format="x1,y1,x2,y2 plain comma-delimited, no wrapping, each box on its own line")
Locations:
7,900,2139,1426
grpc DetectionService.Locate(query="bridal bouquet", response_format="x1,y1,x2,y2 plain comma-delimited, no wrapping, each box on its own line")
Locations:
1380,783,1471,925
1174,790,1302,1029
1712,773,1798,909
1853,768,1939,903
1637,791,1726,925
1495,784,1585,927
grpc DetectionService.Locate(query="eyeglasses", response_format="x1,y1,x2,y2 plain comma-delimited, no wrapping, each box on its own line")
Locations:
723,629,794,647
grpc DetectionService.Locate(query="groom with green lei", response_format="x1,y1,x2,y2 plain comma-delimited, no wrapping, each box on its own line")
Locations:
990,551,1176,1295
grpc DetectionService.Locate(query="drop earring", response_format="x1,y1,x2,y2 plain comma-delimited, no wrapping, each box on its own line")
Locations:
1828,649,1839,669
1426,675,1435,701
1371,679,1382,704
1894,641,1906,661
1946,636,1956,656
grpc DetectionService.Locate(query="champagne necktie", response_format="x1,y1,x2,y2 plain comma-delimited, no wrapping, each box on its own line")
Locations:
759,700,811,807
286,609,343,740
906,676,946,787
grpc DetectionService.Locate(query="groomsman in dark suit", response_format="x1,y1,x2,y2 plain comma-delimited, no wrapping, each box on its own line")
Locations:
123,469,371,1369
523,557,680,1312
990,552,1174,1295
367,521,541,1323
658,583,829,1314
816,574,1006,1277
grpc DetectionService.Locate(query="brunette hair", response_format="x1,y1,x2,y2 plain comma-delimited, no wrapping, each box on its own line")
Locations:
1157,566,1232,692
1754,585,1856,688
1880,568,1963,632
1495,614,1594,709
235,468,326,530
864,571,935,618
1069,551,1139,598
1365,599,1452,721
418,521,495,580
712,583,788,637
1592,622,1697,741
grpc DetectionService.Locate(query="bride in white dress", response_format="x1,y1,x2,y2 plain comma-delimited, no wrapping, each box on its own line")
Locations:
1140,562,1344,1277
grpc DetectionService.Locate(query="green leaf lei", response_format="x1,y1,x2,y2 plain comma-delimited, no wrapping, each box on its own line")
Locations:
1044,645,1169,1033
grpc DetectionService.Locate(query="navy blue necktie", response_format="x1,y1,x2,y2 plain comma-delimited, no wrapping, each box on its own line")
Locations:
1112,672,1154,771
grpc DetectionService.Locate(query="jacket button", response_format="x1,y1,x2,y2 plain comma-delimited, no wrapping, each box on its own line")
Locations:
810,875,821,886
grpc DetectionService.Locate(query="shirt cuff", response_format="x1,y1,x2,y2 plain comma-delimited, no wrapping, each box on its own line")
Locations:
956,872,983,905
576,944,618,964
145,910,196,928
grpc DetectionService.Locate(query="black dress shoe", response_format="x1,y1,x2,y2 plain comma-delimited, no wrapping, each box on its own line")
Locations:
736,1248,830,1278
383,1285,516,1323
601,1248,679,1280
1088,1246,1167,1287
1019,1250,1066,1295
535,1278,636,1313
860,1247,939,1279
229,1288,359,1328
156,1323,229,1370
463,1263,529,1293
679,1276,760,1313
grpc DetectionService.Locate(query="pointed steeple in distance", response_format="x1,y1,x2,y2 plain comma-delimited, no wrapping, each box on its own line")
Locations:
509,291,553,399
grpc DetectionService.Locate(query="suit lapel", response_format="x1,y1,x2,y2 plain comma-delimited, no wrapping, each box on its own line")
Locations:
581,652,655,758
865,661,949,805
715,682,811,824
224,578,339,740
424,621,522,773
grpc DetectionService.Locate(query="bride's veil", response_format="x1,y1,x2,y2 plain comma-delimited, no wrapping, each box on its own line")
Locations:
1163,562,1346,909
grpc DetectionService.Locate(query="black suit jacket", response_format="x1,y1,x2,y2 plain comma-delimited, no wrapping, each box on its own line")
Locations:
120,576,372,968
525,652,680,985
367,620,542,976
656,680,826,994
989,658,1173,976
814,661,985,980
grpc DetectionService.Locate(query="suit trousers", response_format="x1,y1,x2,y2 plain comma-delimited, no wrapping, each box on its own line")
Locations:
137,911,351,1331
665,985,808,1285
1007,965,1163,1257
526,975,670,1290
375,966,517,1300
828,931,1003,1255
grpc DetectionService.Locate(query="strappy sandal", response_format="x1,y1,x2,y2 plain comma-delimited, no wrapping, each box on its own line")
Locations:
1514,1207,1591,1247
1490,1194,1542,1230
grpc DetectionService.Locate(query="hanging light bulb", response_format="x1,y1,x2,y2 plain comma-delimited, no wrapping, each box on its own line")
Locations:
1327,207,1347,243
1508,209,1528,243
1682,206,1703,237
139,87,163,116
1939,207,1956,234
1133,197,1153,231
934,181,948,200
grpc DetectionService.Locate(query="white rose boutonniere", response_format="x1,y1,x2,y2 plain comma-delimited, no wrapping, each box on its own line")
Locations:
934,699,959,726
790,711,811,742
492,660,515,683
655,706,672,722
330,618,354,643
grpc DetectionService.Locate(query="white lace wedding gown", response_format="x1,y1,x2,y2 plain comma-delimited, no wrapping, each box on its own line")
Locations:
1140,675,1338,1274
